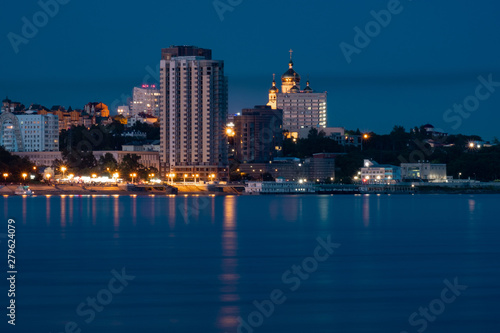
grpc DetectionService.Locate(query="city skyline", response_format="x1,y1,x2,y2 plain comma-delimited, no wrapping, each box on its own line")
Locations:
1,1,500,140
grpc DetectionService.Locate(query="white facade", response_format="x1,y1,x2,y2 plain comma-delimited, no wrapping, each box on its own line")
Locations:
361,160,401,184
0,113,58,152
117,105,130,117
13,150,159,169
132,85,160,117
401,162,447,181
267,53,327,134
12,151,62,166
126,114,158,128
159,51,228,176
277,92,327,133
245,180,316,194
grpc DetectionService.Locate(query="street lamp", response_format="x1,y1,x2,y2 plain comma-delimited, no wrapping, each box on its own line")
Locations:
130,173,137,183
22,173,27,183
46,173,51,183
361,133,369,151
458,172,462,179
169,173,176,184
183,174,188,184
3,173,8,182
61,166,67,179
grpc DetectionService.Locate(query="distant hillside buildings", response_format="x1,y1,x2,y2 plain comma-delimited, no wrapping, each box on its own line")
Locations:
131,85,160,118
0,98,116,152
0,111,59,152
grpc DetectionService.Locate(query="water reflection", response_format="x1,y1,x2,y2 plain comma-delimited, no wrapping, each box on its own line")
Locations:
114,196,120,233
318,197,329,223
211,196,216,224
282,197,298,221
61,196,66,228
168,197,176,229
131,195,137,225
150,196,155,225
22,196,27,224
92,196,97,225
468,199,476,214
362,195,370,227
217,196,240,330
68,196,74,225
46,196,50,225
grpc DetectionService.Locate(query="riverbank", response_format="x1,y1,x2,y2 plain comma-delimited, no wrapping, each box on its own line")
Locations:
0,184,237,196
2,183,500,196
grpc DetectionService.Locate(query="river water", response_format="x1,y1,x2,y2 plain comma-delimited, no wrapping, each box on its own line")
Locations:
1,194,499,332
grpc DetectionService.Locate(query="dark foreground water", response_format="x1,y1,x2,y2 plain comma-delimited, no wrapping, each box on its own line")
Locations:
1,194,499,333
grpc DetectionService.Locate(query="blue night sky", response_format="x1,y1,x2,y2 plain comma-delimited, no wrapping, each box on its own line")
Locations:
1,0,500,140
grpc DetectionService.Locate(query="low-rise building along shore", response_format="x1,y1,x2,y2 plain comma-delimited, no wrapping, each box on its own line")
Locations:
12,150,160,169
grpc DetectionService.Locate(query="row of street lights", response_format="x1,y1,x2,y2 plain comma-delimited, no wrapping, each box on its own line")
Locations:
3,172,33,183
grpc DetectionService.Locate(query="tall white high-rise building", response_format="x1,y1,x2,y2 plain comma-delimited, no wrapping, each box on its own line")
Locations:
159,46,228,180
0,112,59,152
131,85,160,117
267,50,327,135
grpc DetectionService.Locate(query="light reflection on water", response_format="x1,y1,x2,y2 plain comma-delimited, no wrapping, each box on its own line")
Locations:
0,194,498,333
217,195,240,330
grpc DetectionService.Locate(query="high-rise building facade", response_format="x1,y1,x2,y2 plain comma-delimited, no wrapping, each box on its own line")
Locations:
159,46,228,180
234,105,283,163
0,112,59,152
267,51,327,136
131,85,160,117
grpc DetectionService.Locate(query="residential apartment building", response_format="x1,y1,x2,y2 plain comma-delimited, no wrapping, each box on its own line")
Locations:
159,45,228,180
234,105,283,163
132,85,160,117
0,112,59,152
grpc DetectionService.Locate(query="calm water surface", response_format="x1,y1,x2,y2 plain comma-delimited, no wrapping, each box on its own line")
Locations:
1,194,499,332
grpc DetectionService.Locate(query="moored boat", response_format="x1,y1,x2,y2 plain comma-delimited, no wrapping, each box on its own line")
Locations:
15,185,33,196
